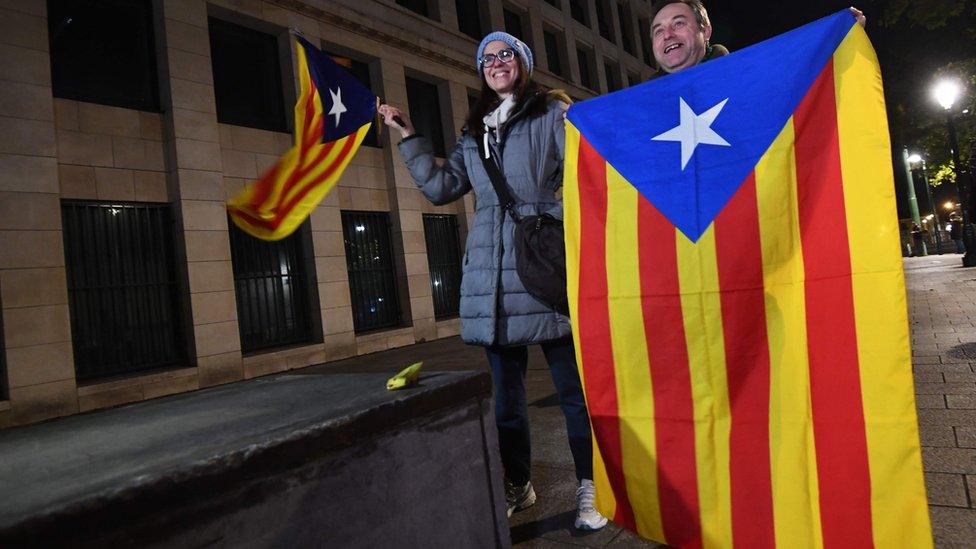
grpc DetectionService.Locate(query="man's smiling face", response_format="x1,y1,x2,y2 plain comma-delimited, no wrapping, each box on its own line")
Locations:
652,3,712,74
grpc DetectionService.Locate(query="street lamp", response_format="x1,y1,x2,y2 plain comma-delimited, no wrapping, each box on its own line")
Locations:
932,78,975,266
908,153,942,253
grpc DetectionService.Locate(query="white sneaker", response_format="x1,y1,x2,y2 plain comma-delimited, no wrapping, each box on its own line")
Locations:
574,479,608,530
505,479,537,518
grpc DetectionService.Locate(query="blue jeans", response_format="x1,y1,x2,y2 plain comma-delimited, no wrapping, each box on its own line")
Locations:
486,337,593,486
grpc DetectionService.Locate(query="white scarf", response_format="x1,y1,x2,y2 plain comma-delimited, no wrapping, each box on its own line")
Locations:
482,95,516,159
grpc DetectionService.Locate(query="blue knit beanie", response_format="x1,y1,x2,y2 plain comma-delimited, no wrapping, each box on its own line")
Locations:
476,31,533,75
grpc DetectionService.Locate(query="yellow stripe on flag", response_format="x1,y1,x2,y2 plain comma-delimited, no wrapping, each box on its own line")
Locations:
755,119,823,548
675,226,732,549
564,123,617,518
605,165,663,540
834,27,933,548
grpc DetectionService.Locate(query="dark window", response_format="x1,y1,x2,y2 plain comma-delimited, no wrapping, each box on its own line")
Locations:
229,221,318,353
342,211,402,333
503,8,525,41
544,30,563,77
0,292,6,400
604,60,619,92
467,89,480,119
455,0,482,40
47,0,159,111
209,17,287,133
423,215,462,319
61,201,185,381
543,0,560,7
639,18,654,66
618,3,635,55
405,76,446,157
326,52,379,148
577,46,595,90
397,0,430,17
628,71,641,87
570,0,589,25
595,0,614,42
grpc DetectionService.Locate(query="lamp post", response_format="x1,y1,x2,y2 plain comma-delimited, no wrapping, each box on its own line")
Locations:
933,79,975,266
908,153,942,254
902,148,926,255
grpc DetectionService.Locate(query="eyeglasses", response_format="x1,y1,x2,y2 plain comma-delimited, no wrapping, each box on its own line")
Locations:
479,48,516,68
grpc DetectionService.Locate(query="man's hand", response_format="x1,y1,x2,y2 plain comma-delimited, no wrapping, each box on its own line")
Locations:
850,7,866,28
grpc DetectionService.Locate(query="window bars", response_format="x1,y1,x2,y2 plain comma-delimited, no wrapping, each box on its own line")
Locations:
341,211,402,333
61,201,185,381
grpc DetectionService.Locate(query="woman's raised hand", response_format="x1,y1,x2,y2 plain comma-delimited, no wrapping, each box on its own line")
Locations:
378,104,416,139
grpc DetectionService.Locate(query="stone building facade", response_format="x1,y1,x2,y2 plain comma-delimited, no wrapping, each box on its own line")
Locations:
0,0,660,427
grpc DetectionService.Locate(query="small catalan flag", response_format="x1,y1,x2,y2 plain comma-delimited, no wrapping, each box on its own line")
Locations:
227,35,375,240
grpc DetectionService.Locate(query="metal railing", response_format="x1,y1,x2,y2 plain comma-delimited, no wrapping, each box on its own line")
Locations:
341,211,402,333
228,221,316,353
423,214,462,319
61,201,185,381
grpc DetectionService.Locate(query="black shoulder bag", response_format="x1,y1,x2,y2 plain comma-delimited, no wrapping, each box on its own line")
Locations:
477,136,568,315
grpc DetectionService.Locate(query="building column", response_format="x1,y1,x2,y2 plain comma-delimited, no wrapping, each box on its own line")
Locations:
0,1,78,426
157,0,242,387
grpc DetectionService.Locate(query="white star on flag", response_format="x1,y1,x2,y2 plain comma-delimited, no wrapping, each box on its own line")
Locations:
652,97,731,170
328,87,347,127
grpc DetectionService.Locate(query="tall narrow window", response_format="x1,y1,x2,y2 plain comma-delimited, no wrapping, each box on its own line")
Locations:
0,292,6,400
229,221,318,353
595,0,614,42
639,18,654,66
618,2,635,55
544,29,563,77
423,215,462,319
604,60,620,92
342,211,402,333
62,201,185,381
455,0,482,40
209,17,287,132
326,51,379,147
570,0,589,25
47,0,160,111
503,7,525,41
397,0,432,18
577,45,595,90
405,76,447,157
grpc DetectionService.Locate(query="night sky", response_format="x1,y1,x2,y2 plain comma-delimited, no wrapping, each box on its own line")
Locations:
700,0,975,220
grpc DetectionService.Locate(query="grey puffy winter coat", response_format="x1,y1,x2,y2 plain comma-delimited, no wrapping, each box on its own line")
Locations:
397,92,571,347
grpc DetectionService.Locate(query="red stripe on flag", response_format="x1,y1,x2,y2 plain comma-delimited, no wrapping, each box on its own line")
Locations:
714,173,775,548
795,60,874,547
638,197,702,548
576,136,636,530
249,89,318,210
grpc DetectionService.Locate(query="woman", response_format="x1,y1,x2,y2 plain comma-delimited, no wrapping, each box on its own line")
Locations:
378,32,606,531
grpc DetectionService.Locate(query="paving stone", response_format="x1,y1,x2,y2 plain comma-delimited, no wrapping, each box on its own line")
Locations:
923,447,976,474
925,473,969,507
957,427,976,449
917,394,947,409
944,372,976,383
930,506,976,548
916,383,976,395
920,425,957,447
947,395,976,409
914,372,945,383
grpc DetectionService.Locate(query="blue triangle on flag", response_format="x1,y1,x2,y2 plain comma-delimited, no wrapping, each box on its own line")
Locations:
567,10,857,242
296,36,376,143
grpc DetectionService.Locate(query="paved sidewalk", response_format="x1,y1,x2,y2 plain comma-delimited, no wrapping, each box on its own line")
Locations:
905,253,976,548
300,254,975,547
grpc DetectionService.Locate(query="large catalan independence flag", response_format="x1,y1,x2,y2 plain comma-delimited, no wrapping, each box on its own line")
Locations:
564,10,931,548
228,36,375,240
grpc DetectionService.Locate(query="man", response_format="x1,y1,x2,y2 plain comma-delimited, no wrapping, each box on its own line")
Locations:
648,1,866,77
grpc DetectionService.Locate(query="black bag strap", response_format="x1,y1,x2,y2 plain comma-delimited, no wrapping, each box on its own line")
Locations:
476,134,521,222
